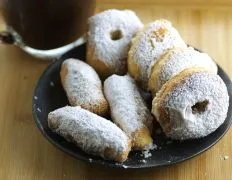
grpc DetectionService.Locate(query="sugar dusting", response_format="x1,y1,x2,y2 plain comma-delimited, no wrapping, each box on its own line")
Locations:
224,156,229,160
104,74,153,134
88,9,143,74
140,159,147,163
149,47,218,93
220,155,229,160
48,106,130,161
141,143,157,159
50,81,55,87
153,71,229,140
128,19,186,89
61,59,106,107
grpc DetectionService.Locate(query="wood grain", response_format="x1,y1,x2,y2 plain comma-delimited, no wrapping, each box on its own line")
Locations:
0,1,232,180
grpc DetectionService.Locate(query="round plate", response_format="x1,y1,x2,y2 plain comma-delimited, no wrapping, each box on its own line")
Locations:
32,44,232,169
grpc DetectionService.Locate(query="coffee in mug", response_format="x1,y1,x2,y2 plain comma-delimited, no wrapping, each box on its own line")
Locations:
1,0,95,50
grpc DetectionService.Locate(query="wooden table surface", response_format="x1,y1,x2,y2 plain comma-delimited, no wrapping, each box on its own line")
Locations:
0,1,232,179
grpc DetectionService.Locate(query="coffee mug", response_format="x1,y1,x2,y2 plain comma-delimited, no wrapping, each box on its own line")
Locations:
0,0,95,59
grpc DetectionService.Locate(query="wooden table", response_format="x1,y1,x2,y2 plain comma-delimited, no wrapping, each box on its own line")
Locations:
0,1,232,179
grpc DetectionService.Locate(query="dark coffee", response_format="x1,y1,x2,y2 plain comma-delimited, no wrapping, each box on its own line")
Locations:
2,0,95,49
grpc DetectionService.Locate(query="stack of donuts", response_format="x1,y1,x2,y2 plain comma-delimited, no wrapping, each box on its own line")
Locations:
48,9,229,163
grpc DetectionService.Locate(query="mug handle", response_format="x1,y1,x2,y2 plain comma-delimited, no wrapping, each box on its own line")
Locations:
0,31,14,44
19,35,87,60
0,28,87,60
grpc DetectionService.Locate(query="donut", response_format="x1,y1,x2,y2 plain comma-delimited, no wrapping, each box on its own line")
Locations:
87,9,143,79
104,74,153,150
152,67,229,140
148,47,218,95
48,106,131,162
128,19,187,89
60,58,109,116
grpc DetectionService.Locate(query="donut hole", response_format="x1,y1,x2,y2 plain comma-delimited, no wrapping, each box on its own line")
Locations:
191,100,209,114
110,30,123,40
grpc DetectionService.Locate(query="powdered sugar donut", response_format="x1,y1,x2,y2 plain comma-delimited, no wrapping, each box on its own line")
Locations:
148,47,218,95
60,59,109,116
48,106,131,162
87,9,143,79
128,19,187,89
152,68,229,140
104,74,153,150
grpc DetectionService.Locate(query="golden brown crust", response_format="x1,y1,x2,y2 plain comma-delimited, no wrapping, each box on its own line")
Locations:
104,139,132,162
127,31,144,87
87,43,112,79
148,48,184,95
79,99,109,117
60,63,68,87
87,42,127,80
128,20,186,90
60,63,109,117
128,48,141,80
131,127,153,150
110,117,152,151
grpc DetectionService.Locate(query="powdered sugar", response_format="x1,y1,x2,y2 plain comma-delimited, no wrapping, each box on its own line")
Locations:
153,71,229,140
128,19,186,89
37,108,41,112
88,9,143,74
104,74,153,134
140,159,147,163
48,106,130,161
149,47,218,94
142,143,157,158
61,59,105,107
50,81,55,87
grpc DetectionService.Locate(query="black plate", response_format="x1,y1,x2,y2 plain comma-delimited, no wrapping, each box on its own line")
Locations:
32,44,232,169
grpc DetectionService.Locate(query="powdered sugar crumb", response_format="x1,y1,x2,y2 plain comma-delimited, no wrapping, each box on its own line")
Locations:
89,158,93,162
140,159,147,163
224,156,229,160
34,96,38,100
50,81,55,87
144,151,152,158
220,155,229,160
37,108,41,112
141,143,157,158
